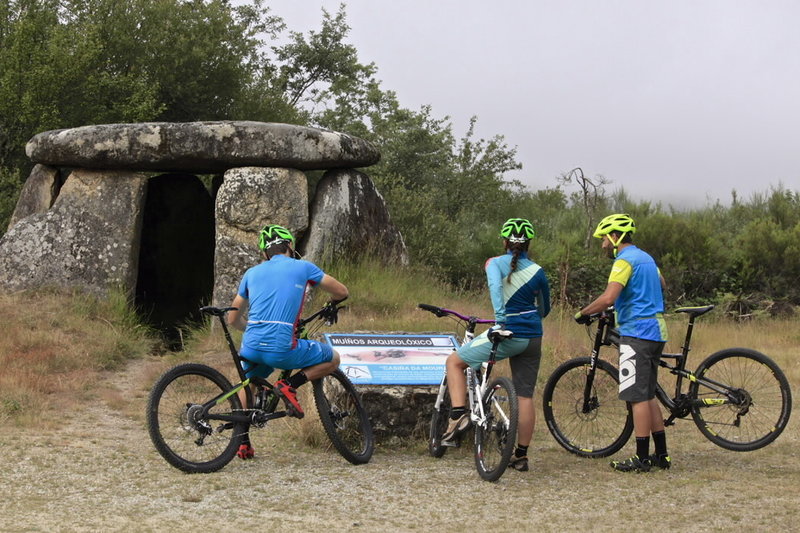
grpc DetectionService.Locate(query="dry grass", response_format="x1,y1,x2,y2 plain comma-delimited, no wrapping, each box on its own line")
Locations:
0,286,798,530
0,289,159,425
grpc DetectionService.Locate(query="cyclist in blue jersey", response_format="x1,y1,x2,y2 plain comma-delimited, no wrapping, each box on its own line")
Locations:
227,224,348,459
574,213,671,472
442,218,551,472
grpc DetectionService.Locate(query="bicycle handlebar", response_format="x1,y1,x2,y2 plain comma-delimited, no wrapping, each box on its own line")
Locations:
298,297,347,328
200,306,238,317
418,303,494,324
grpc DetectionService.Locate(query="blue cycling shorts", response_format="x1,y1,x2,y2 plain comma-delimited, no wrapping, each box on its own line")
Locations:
239,339,334,379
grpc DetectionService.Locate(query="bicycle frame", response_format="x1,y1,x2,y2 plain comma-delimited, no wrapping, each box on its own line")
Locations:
586,306,745,423
422,305,503,426
195,301,344,428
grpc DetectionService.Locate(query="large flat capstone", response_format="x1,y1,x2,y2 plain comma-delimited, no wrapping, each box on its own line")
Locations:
25,121,380,172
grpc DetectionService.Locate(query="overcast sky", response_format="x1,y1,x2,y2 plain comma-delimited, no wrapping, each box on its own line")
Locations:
269,0,799,207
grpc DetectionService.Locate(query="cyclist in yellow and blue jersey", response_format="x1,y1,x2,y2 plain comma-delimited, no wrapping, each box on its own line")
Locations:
575,213,671,472
442,218,550,472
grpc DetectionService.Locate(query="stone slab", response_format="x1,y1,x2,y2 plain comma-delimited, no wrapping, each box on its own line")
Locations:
26,121,380,173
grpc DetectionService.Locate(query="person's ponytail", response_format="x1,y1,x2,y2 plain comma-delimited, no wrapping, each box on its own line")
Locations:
505,240,529,283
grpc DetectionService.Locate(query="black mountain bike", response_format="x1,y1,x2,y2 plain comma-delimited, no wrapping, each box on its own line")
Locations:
147,301,374,473
543,305,792,457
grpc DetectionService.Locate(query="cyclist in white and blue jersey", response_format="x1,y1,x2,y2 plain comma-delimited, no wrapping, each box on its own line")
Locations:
575,213,671,473
227,224,348,459
442,218,551,472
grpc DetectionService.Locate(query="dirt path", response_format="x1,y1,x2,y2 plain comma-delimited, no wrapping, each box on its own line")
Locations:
1,357,799,532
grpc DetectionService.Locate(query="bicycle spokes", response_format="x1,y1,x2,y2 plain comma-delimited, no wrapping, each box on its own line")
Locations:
690,349,791,451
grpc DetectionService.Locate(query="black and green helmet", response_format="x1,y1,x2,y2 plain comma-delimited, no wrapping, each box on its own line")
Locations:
258,224,295,250
501,218,535,243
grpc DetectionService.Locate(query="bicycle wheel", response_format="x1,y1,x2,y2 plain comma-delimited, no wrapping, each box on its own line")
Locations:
690,348,792,451
542,357,633,458
146,363,245,473
474,376,518,482
428,377,451,458
313,369,375,464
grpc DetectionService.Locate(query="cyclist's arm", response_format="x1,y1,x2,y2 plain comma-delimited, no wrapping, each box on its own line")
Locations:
227,294,248,332
318,274,349,301
485,258,506,325
579,282,623,317
537,270,551,318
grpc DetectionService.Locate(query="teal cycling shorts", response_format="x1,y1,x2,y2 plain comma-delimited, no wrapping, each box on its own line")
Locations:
239,339,334,378
456,331,543,397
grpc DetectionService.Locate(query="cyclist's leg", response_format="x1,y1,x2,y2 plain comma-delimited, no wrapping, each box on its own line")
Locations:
441,351,470,443
443,334,495,442
445,351,468,407
509,337,542,448
449,332,498,406
613,337,664,471
236,348,276,458
302,350,340,380
269,340,336,417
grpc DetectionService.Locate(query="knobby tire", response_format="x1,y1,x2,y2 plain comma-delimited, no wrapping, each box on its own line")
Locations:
474,376,518,482
146,363,245,473
542,357,633,458
429,377,451,458
690,348,792,451
313,369,375,465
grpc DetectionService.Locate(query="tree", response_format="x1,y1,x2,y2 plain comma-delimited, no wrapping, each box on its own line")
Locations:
0,0,285,231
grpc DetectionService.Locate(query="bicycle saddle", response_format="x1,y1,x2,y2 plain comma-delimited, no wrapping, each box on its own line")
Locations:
488,329,514,342
674,305,715,318
200,306,238,316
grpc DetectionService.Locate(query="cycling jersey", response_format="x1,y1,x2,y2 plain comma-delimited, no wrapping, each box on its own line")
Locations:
609,245,667,342
485,251,550,337
237,255,324,352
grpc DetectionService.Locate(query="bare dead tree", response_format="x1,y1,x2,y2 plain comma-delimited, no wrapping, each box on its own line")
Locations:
558,167,611,249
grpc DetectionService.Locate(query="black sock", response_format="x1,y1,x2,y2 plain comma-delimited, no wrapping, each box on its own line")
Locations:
515,444,529,458
635,436,650,459
652,430,668,456
241,426,251,446
288,371,308,389
450,406,466,420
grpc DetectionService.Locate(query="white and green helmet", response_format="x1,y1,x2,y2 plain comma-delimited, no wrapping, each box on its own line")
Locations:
258,224,295,250
501,218,535,243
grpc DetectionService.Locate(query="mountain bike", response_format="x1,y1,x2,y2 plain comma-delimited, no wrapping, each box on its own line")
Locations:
147,301,374,473
419,304,519,482
542,305,792,458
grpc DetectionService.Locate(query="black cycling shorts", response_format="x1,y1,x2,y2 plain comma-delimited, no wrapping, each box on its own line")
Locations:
617,336,665,403
509,337,542,398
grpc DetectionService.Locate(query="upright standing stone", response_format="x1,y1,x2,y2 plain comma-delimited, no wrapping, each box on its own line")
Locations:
213,167,309,306
301,169,408,265
0,169,147,294
6,164,61,232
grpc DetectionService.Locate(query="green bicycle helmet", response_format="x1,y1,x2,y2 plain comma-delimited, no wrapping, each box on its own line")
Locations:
258,224,295,250
593,213,636,238
500,218,535,243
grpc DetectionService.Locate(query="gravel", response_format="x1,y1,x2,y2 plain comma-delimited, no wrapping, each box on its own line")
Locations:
1,356,798,532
